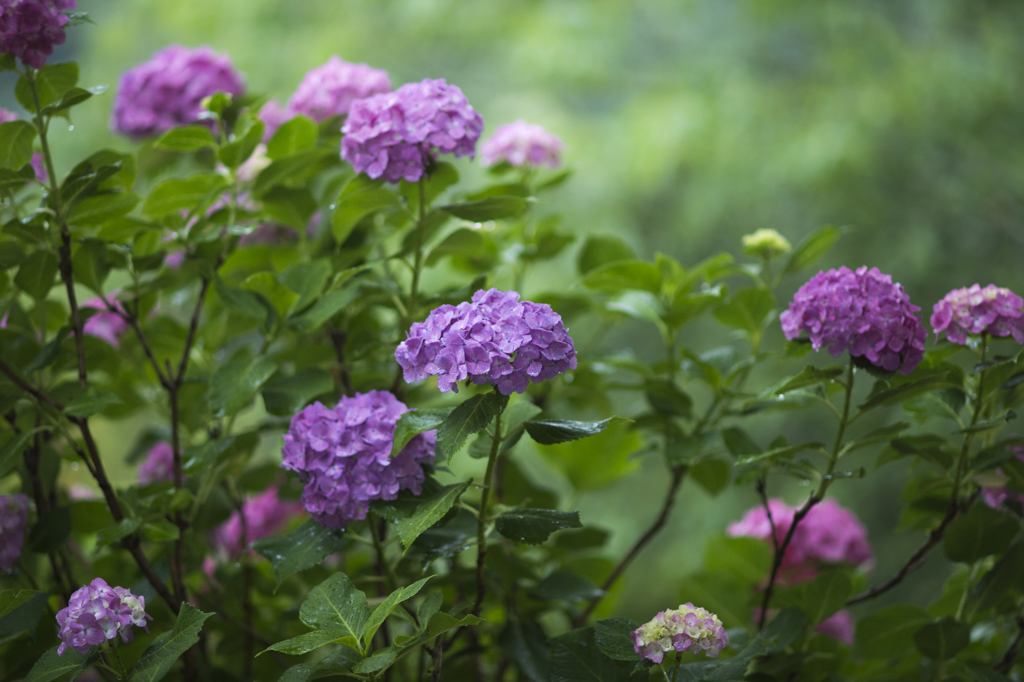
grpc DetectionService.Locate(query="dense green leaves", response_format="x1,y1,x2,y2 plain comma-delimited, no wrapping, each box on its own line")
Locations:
0,121,37,170
854,604,933,659
131,604,212,682
372,481,471,549
252,519,347,588
913,617,971,660
209,352,278,417
943,504,1018,563
332,175,400,242
25,646,88,682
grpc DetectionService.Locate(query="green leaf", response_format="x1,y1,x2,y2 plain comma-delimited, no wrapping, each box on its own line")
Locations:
523,417,630,445
530,572,603,602
722,426,761,456
208,353,278,418
644,379,692,417
734,441,823,466
182,437,234,474
281,258,332,313
0,165,36,192
781,225,843,277
142,520,180,542
594,618,641,662
437,392,509,460
581,259,662,294
17,63,78,110
943,504,1018,563
130,604,213,682
217,120,265,169
843,422,910,455
261,368,334,417
155,126,218,152
576,235,635,275
859,374,955,411
362,576,432,645
95,517,143,546
441,195,528,222
253,148,334,198
802,570,853,625
352,647,398,675
277,647,362,682
774,365,844,394
0,121,37,170
252,519,347,589
64,389,122,418
425,227,485,266
913,616,971,660
969,541,1024,614
71,239,112,294
266,115,317,159
67,191,140,226
703,536,771,587
499,619,551,682
495,509,582,545
332,175,400,243
25,646,88,682
389,409,451,459
0,590,38,620
0,430,35,479
40,85,107,118
214,275,274,325
240,271,299,318
288,285,361,332
262,186,317,231
260,630,348,657
372,481,471,549
14,250,57,300
714,287,776,334
549,627,639,682
25,506,71,553
854,604,933,659
142,174,227,218
299,573,370,652
689,458,731,496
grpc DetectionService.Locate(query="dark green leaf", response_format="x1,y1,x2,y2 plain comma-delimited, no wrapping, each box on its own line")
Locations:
530,572,603,602
182,437,235,474
64,389,122,418
252,519,347,589
260,630,348,656
689,458,731,496
217,120,264,169
780,225,843,277
208,353,278,418
67,191,140,226
280,258,332,312
253,148,334,198
142,174,227,218
844,422,910,454
155,126,218,152
441,195,528,222
130,604,213,682
95,517,143,546
943,504,1018,563
17,63,78,109
262,186,317,231
261,368,334,416
351,647,398,674
362,576,432,645
581,260,661,294
372,481,471,549
499,619,551,682
25,646,88,682
722,426,761,456
576,235,635,275
714,288,776,334
0,430,35,479
549,627,640,682
214,275,274,324
970,542,1024,614
299,573,370,650
288,285,360,332
0,121,37,170
495,509,582,545
594,618,640,662
332,175,400,243
0,590,38,620
425,228,485,266
774,365,844,394
854,604,933,659
437,392,509,459
913,617,970,660
14,250,58,300
859,374,955,411
644,379,692,418
803,570,853,625
266,115,317,159
389,408,451,459
26,506,71,553
524,417,630,445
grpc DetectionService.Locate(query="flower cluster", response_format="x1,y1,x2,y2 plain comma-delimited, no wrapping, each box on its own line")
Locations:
56,578,152,656
780,266,926,374
742,228,791,257
0,108,48,183
480,120,564,168
111,44,245,138
396,289,578,395
631,603,728,663
81,297,128,348
728,499,874,583
930,284,1024,345
209,487,301,561
816,610,855,646
288,56,390,123
980,446,1024,514
137,441,176,485
341,78,483,183
281,391,436,528
0,494,29,570
0,0,75,69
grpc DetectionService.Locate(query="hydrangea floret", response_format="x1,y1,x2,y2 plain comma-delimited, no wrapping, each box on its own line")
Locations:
480,120,565,168
56,578,152,655
0,0,76,69
81,297,128,348
395,288,578,395
0,108,48,183
631,603,728,663
137,441,175,485
281,391,435,528
779,266,926,374
980,446,1024,514
341,78,483,183
288,56,390,122
742,228,791,258
110,44,245,138
209,487,301,561
930,284,1024,345
0,494,30,570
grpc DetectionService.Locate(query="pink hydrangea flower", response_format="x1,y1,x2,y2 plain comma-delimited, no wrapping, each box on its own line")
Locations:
56,578,151,655
209,487,302,561
0,0,75,69
930,284,1024,345
137,441,177,486
816,609,855,646
288,56,390,123
81,297,128,348
258,99,291,141
0,494,30,570
981,446,1024,514
480,120,565,168
631,603,728,663
780,266,926,374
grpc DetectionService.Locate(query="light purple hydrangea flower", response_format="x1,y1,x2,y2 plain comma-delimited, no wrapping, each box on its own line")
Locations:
258,99,290,141
930,284,1024,345
209,487,302,561
728,498,873,585
81,297,128,348
631,603,728,663
281,391,436,528
110,44,245,138
137,441,176,486
0,494,30,570
341,78,483,183
480,120,565,168
0,108,48,183
56,578,152,656
288,56,390,123
0,0,75,69
780,266,926,374
396,289,578,395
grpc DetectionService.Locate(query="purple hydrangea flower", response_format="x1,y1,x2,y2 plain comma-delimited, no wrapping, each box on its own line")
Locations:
480,120,565,168
930,284,1024,345
816,609,855,646
281,391,436,528
0,494,30,570
110,45,245,138
780,266,926,374
258,99,290,141
209,487,302,561
728,498,873,584
0,0,75,69
288,56,390,123
0,108,49,183
631,603,728,663
81,296,128,348
137,441,176,486
981,445,1024,514
396,288,578,395
56,578,152,656
341,78,483,183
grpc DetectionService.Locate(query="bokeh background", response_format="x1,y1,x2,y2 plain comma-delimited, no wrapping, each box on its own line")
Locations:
5,0,1022,625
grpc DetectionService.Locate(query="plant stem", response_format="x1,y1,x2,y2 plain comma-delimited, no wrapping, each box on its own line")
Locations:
473,410,503,617
408,177,427,323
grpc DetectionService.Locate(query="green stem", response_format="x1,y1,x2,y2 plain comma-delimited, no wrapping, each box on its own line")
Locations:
107,642,129,680
408,177,427,324
369,512,400,593
953,335,988,506
472,409,503,617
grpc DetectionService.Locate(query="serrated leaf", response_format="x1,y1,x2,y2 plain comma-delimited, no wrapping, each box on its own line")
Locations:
373,481,471,550
859,373,954,411
299,573,370,652
594,618,641,662
260,630,348,657
437,392,509,460
913,617,970,660
130,604,212,682
774,365,844,394
854,604,933,659
361,576,432,645
0,590,38,620
523,417,629,445
208,353,278,418
16,63,78,110
389,409,450,459
549,627,637,682
25,646,88,682
252,519,347,589
943,504,1018,563
0,121,37,170
495,509,582,545
142,174,227,218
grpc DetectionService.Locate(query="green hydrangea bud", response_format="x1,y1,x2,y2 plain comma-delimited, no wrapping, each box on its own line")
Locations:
742,229,791,257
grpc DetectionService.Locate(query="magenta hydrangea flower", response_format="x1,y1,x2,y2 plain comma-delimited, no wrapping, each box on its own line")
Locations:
816,609,855,646
137,441,176,486
631,603,728,663
480,120,565,168
981,446,1024,514
0,0,75,69
281,391,436,528
728,498,873,584
110,44,245,138
341,78,483,183
780,266,926,374
209,487,301,561
288,56,390,123
0,108,48,183
930,284,1024,345
56,578,152,655
81,297,128,348
396,289,577,395
0,494,30,570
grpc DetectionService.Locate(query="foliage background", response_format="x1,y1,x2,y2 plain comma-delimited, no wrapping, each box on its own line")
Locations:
4,0,1021,626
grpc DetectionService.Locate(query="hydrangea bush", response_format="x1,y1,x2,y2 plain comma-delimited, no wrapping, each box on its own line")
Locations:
0,11,1022,682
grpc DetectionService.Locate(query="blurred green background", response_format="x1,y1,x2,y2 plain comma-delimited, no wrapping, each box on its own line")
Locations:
6,0,1023,625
